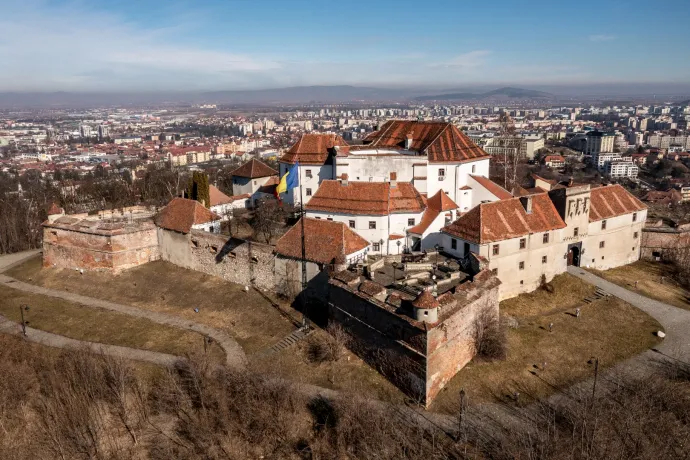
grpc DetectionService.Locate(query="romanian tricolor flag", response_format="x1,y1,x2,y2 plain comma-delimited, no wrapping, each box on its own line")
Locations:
276,162,299,195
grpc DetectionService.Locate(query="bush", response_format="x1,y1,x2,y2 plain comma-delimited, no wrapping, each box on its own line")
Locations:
305,324,349,363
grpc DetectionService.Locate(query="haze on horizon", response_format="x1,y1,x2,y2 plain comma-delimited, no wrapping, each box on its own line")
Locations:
1,0,689,94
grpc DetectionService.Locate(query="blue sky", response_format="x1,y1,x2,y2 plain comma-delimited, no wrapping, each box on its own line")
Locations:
1,0,688,91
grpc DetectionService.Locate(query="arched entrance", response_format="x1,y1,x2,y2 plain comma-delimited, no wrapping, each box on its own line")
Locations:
567,243,581,267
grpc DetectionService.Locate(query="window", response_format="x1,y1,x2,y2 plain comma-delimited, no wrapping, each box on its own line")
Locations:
408,218,415,226
634,231,639,239
519,238,526,249
633,212,637,222
327,218,333,221
543,233,549,244
349,220,355,228
520,280,524,285
601,220,607,230
519,261,525,270
573,227,579,237
305,169,312,178
373,243,380,251
492,244,500,256
542,255,548,264
451,238,457,250
306,188,312,196
491,268,498,275
471,165,476,173
253,180,257,185
438,168,445,177
599,241,605,248
369,221,376,229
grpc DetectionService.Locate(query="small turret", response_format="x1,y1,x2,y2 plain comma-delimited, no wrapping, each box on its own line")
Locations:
411,289,439,323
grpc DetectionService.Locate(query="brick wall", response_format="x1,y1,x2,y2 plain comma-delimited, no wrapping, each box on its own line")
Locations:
43,225,159,273
328,271,501,406
641,226,690,260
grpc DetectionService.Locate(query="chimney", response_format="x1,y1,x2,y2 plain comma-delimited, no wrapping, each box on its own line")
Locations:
390,172,397,188
341,173,349,186
405,132,414,150
520,196,533,214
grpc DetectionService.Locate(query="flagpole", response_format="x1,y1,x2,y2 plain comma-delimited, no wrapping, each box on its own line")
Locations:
299,178,309,328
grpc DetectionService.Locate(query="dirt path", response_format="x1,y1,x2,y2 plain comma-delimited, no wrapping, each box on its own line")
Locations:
0,313,180,366
0,251,247,369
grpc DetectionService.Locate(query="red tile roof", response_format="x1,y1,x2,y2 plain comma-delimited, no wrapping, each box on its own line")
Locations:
47,202,64,215
408,189,458,235
442,193,566,244
280,133,349,165
230,158,278,178
155,198,221,234
306,180,425,215
412,290,439,309
275,217,369,265
588,184,646,223
363,120,489,164
469,175,513,200
209,185,233,206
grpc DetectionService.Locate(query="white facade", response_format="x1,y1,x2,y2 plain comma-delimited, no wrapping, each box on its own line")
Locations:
278,163,332,206
606,160,639,179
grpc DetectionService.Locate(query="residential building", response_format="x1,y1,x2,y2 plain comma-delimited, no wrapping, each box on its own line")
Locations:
606,159,639,179
155,197,222,234
544,155,566,168
230,158,279,207
585,130,615,156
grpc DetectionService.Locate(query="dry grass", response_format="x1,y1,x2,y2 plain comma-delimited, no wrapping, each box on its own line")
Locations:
250,328,407,404
500,273,595,318
6,256,295,353
0,284,225,361
590,260,690,311
431,293,662,413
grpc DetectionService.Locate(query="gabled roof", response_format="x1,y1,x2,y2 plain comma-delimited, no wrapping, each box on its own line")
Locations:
155,198,221,234
363,120,490,163
442,193,566,244
230,158,278,178
280,133,349,165
275,217,369,265
408,189,458,235
47,202,64,215
306,180,426,216
588,184,646,223
209,185,233,206
469,175,513,200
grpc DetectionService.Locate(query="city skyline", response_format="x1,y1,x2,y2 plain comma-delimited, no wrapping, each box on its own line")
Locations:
1,0,689,92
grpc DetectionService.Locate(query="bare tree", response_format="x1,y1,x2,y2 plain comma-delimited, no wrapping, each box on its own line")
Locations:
250,199,285,244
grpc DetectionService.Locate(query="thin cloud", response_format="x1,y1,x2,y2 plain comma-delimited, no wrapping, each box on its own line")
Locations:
589,34,617,42
439,50,492,68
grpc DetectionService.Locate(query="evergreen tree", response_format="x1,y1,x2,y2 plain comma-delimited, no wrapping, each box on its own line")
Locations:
186,171,210,207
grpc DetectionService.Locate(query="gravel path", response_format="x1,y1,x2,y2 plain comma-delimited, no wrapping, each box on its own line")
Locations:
0,313,180,366
0,251,247,369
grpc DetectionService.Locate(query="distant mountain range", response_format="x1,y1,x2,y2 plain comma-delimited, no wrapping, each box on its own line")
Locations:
414,87,553,101
0,84,688,108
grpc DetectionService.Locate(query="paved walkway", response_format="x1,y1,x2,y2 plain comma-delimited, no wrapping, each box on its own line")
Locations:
567,266,690,362
0,251,247,369
0,313,180,366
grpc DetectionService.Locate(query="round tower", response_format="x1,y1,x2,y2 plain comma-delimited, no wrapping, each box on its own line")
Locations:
411,289,439,323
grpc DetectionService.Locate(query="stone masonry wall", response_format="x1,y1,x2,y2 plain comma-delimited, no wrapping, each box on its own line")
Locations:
157,229,275,290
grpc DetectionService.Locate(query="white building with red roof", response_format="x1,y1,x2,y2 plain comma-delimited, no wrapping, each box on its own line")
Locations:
441,178,647,299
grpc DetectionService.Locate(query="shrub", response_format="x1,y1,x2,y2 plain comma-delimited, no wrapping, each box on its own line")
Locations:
473,309,507,361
